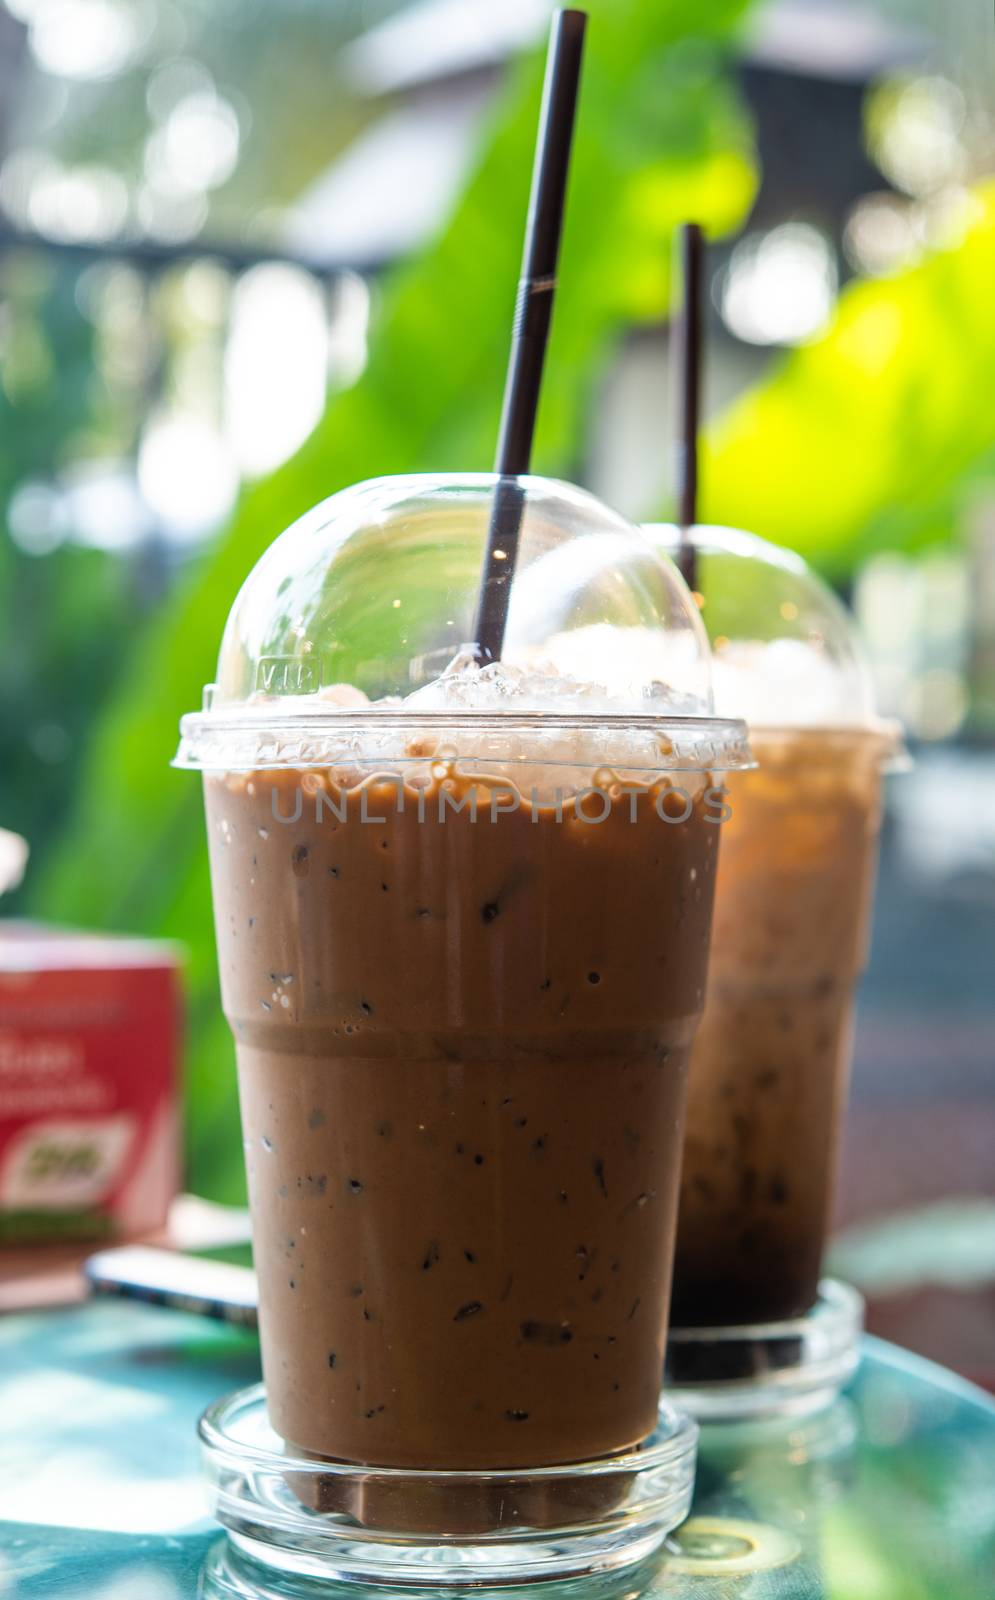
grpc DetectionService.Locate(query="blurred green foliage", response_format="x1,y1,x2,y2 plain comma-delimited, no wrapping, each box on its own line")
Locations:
706,184,995,575
0,254,145,872
28,0,758,1200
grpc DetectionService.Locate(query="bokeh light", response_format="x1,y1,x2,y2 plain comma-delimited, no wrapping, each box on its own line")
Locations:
844,192,919,277
327,270,371,390
866,75,967,198
24,0,153,82
7,480,67,556
26,160,128,243
62,462,152,551
224,263,329,476
144,89,241,195
145,55,215,121
137,413,238,537
718,223,837,346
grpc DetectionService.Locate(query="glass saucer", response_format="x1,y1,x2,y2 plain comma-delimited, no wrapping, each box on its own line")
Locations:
199,1385,698,1587
199,1538,668,1600
664,1279,863,1421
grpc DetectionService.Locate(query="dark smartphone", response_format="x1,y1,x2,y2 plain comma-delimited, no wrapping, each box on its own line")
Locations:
84,1240,258,1327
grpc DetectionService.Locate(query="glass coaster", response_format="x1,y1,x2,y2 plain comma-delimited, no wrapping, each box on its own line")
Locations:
200,1538,668,1600
199,1385,698,1587
664,1279,863,1421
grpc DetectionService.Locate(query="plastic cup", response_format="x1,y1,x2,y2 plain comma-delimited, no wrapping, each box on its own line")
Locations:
176,476,750,1579
647,525,904,1346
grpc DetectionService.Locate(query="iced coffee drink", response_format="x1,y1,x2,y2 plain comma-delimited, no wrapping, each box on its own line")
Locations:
647,524,901,1341
672,727,887,1325
180,477,749,1534
206,742,719,1468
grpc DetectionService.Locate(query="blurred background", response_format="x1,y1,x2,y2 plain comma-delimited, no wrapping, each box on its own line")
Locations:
0,0,992,1381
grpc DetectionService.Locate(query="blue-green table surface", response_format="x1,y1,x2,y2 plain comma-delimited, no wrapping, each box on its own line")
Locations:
0,1302,993,1599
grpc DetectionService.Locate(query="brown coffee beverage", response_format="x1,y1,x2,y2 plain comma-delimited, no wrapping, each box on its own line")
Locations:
671,728,888,1328
204,755,721,1470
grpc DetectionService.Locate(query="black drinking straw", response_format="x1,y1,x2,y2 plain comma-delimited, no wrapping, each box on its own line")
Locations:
674,221,704,594
472,8,588,665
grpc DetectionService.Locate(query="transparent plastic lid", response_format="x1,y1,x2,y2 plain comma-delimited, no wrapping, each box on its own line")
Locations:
176,475,752,773
0,829,28,898
646,524,897,738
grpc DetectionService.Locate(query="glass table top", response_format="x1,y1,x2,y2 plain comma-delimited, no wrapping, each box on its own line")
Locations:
0,1300,993,1598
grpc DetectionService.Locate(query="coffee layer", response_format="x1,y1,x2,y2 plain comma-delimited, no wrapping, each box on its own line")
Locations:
672,729,884,1327
205,764,718,1469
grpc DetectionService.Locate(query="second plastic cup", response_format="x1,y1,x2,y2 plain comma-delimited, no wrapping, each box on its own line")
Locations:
648,526,902,1349
672,723,892,1327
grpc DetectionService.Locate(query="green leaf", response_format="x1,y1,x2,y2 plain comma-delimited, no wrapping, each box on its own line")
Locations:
703,183,995,575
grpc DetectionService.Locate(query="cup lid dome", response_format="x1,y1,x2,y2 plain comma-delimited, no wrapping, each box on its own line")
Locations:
208,474,714,715
174,477,758,773
646,523,881,730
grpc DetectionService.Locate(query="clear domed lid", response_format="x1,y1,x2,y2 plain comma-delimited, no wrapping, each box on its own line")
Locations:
646,523,885,731
175,476,753,772
211,475,711,710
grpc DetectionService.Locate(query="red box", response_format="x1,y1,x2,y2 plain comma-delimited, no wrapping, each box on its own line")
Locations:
0,924,182,1243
